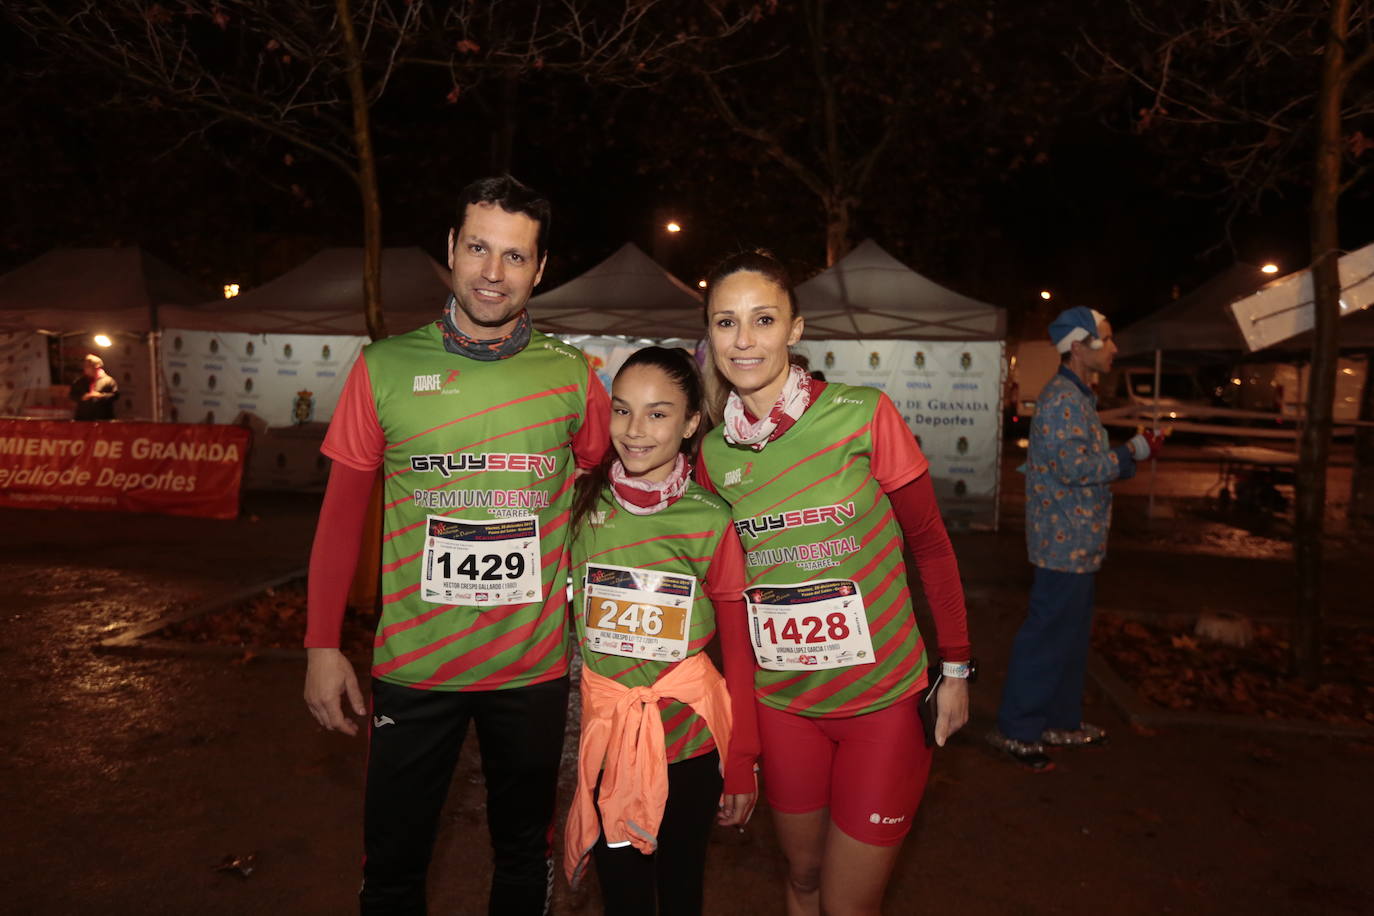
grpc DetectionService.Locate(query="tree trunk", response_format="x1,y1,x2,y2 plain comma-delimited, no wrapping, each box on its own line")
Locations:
1351,350,1374,522
824,194,852,267
1293,0,1349,679
337,0,387,342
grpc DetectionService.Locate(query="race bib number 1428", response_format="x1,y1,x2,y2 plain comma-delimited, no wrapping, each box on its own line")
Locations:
745,579,875,671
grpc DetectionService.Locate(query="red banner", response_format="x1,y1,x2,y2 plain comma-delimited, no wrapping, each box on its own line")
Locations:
0,419,250,520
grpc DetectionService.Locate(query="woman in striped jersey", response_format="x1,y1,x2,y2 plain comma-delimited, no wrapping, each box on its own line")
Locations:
697,251,972,916
563,346,759,916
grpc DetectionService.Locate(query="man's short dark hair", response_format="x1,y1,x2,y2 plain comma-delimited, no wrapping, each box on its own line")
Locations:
456,175,551,260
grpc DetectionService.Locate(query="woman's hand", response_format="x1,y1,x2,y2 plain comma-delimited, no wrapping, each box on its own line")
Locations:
934,676,969,747
717,792,758,827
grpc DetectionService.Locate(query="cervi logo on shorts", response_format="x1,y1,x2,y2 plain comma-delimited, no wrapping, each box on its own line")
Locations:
868,812,906,825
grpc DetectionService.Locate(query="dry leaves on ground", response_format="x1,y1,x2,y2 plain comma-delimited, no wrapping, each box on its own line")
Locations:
1093,614,1374,727
161,583,377,656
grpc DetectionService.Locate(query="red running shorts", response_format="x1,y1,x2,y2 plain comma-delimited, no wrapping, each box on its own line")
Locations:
757,693,933,846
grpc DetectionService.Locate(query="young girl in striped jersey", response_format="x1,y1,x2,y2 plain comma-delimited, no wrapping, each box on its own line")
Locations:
563,346,759,916
697,251,972,916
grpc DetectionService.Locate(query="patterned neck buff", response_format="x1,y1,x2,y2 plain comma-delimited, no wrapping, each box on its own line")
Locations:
722,363,813,451
608,453,691,515
436,294,531,360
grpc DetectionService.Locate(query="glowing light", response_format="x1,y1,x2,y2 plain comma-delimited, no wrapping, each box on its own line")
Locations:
223,283,241,299
1039,290,1052,300
665,222,682,233
1260,263,1278,274
1016,438,1030,449
1231,377,1242,385
697,279,707,289
93,334,112,348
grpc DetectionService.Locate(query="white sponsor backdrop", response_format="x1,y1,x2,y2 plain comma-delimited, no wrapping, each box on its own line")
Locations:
161,329,364,428
0,332,53,416
794,339,1005,529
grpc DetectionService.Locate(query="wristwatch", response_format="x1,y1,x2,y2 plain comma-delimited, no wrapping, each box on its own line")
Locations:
941,658,978,682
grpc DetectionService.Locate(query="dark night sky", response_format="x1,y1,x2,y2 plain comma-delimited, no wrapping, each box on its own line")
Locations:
3,2,1371,340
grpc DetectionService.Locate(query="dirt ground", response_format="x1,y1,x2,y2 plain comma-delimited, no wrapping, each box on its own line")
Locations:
2,455,1372,915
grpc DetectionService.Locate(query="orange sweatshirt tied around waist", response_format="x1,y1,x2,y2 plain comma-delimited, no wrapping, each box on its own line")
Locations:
564,651,732,887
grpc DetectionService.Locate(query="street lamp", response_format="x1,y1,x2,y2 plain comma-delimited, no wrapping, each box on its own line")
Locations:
665,221,682,233
224,283,241,299
1260,263,1279,274
1039,290,1052,300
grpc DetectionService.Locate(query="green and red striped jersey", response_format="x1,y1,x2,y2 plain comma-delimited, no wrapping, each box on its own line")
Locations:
323,322,608,691
571,482,744,765
699,383,932,718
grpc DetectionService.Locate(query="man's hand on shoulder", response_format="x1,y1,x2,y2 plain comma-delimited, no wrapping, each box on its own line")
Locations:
304,647,366,736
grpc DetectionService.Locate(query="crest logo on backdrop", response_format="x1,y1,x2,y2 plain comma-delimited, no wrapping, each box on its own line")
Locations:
293,389,315,424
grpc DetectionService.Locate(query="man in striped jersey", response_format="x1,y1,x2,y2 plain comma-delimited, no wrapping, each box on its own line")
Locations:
303,176,609,915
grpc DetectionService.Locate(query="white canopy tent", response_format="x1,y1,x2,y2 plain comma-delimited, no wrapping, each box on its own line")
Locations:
0,248,209,420
529,242,704,337
156,247,452,489
789,240,1008,529
0,246,206,334
795,239,1006,340
160,247,452,336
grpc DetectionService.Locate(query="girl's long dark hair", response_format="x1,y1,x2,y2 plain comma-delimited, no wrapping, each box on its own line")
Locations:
570,346,705,537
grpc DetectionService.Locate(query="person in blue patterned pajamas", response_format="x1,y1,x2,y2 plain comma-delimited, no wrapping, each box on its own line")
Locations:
988,307,1163,770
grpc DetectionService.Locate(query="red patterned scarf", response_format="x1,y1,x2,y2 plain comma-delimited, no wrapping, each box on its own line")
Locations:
722,364,813,451
609,454,690,515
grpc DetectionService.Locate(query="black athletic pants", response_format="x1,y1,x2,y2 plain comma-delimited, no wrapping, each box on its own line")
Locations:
360,676,569,916
590,750,723,916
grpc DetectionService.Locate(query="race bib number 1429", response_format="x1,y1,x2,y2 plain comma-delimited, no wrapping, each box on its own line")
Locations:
422,514,542,607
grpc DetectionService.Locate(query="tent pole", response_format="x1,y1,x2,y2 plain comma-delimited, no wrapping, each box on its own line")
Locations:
1149,348,1161,518
993,340,1006,533
148,331,163,422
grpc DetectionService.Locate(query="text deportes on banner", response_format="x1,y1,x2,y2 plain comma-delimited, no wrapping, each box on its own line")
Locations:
0,418,251,519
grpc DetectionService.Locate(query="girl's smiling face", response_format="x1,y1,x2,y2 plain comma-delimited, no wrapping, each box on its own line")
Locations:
611,363,700,481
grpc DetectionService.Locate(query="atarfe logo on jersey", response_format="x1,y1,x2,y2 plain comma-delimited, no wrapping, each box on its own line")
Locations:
410,452,558,479
412,370,461,395
734,501,857,538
